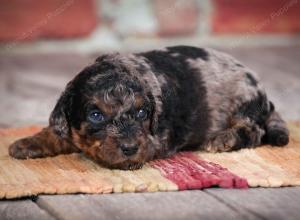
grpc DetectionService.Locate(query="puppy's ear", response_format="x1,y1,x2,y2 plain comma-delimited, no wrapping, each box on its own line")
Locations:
150,113,159,135
149,98,161,135
49,83,74,138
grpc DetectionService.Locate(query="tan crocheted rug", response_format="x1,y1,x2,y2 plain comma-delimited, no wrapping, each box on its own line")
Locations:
1,122,300,199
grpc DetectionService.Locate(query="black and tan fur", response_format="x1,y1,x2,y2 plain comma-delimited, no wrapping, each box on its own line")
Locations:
9,46,289,170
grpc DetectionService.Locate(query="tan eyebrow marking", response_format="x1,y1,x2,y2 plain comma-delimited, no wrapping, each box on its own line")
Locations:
92,97,114,116
134,95,144,109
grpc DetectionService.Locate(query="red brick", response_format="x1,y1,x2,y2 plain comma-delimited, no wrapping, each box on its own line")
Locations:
212,0,300,34
0,0,98,41
153,0,199,36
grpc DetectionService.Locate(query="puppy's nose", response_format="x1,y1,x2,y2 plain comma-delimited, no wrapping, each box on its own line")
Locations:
120,144,138,156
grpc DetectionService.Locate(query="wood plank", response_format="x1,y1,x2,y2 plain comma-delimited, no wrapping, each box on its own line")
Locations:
0,200,56,220
37,194,107,220
90,191,260,220
206,187,300,220
38,191,260,220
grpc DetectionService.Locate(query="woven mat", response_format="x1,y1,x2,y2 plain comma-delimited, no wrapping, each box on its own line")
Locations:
1,122,300,199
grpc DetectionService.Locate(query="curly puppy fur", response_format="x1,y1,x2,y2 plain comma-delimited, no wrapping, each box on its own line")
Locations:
9,46,289,170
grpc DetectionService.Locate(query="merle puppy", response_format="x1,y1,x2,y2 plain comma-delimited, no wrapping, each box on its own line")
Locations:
9,46,289,170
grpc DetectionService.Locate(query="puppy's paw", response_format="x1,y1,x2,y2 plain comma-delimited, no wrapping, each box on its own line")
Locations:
236,124,265,147
9,137,44,159
267,129,289,146
205,131,236,153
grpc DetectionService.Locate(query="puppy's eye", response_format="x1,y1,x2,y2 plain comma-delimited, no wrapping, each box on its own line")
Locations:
136,109,147,120
88,110,105,123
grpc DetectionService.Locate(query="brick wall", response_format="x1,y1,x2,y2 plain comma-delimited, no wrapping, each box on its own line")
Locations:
1,0,300,42
0,0,97,41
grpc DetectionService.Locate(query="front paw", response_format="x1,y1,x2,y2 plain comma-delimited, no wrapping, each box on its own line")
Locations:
9,137,44,159
207,131,237,152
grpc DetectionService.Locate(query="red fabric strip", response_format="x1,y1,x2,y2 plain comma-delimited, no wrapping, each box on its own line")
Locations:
150,151,248,190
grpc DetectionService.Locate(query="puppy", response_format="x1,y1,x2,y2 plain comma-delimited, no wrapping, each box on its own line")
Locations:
9,46,289,170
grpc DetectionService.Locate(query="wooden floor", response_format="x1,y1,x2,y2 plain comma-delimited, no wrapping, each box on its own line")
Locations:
0,46,300,220
1,188,300,220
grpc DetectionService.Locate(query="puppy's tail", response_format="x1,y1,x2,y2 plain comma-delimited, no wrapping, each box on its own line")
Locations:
265,108,289,146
